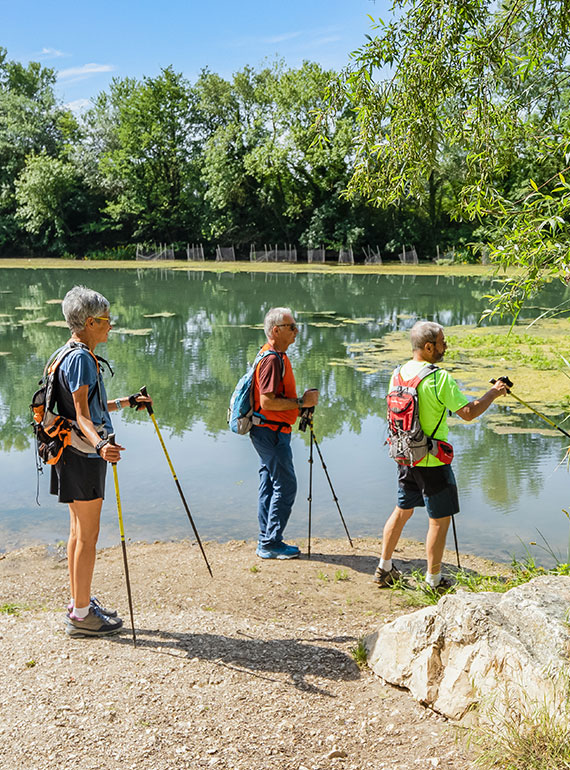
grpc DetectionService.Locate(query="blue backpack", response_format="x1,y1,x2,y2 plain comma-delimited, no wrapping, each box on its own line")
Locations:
227,349,284,434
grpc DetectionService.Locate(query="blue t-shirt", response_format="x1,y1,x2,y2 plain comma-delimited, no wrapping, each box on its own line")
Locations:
55,345,113,434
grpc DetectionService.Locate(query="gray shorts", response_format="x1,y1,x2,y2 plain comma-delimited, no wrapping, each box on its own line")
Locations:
397,464,459,519
50,448,107,503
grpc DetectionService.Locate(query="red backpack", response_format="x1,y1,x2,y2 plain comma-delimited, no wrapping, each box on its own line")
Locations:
386,364,453,466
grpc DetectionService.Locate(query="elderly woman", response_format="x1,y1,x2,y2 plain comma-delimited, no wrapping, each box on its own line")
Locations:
49,285,149,638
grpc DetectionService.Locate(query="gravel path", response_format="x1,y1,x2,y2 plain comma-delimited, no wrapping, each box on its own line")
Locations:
0,537,497,769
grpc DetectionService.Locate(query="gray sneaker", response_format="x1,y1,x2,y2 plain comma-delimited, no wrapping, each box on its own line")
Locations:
67,596,118,619
65,605,123,638
90,596,118,618
373,565,401,587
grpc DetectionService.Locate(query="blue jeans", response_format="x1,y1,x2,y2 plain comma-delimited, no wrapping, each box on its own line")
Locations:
250,426,297,547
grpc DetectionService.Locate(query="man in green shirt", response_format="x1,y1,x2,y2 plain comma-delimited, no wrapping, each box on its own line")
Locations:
375,321,508,591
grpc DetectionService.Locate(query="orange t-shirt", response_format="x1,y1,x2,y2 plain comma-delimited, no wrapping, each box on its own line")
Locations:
253,343,298,433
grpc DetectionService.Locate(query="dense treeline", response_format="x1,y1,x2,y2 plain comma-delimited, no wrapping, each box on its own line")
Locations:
331,0,570,314
1,47,477,261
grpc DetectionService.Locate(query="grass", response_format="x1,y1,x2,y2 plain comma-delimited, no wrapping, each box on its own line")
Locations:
471,679,570,770
249,565,260,574
0,602,27,615
334,569,350,582
389,558,570,607
317,570,329,582
350,638,368,668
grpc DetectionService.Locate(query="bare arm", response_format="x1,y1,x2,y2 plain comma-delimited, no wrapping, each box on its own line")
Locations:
455,380,508,422
259,389,319,411
72,385,123,462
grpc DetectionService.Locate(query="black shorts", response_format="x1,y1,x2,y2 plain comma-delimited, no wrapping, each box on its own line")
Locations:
397,464,459,519
50,448,107,503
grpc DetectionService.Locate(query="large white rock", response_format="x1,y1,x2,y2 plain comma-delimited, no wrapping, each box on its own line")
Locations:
365,576,570,721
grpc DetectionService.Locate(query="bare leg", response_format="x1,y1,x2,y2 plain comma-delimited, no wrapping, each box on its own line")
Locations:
67,498,103,608
381,506,414,560
426,516,451,576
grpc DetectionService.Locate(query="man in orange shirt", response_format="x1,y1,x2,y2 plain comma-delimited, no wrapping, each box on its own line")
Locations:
250,307,319,559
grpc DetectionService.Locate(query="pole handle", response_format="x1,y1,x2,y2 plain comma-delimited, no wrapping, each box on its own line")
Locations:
490,376,513,393
140,385,154,415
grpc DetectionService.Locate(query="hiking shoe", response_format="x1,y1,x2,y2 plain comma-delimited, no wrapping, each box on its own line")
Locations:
90,596,118,618
65,605,123,638
256,542,300,560
373,565,401,587
429,576,455,595
67,596,118,619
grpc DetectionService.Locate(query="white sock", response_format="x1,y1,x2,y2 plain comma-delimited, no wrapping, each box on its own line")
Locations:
73,605,89,619
379,558,392,572
427,571,441,588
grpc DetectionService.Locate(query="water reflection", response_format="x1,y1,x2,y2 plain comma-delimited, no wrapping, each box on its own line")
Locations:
0,268,568,563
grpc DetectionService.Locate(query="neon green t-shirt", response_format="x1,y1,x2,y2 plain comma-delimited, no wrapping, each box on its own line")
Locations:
389,360,469,467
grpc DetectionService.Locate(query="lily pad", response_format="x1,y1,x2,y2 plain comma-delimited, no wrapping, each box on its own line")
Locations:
309,322,341,328
490,425,560,437
143,312,176,318
296,310,337,316
18,317,48,326
111,327,152,336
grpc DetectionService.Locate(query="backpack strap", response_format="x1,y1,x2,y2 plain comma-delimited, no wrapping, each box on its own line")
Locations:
416,365,446,438
48,341,111,415
252,348,289,430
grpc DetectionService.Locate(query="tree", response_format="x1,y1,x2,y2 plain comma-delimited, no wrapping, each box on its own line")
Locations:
327,0,570,316
196,61,379,248
85,67,204,243
0,47,78,255
14,153,93,254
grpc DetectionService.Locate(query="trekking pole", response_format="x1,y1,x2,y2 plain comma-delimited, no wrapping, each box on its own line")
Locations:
109,434,136,648
307,428,314,559
451,515,461,569
490,377,570,440
307,415,354,550
139,386,213,577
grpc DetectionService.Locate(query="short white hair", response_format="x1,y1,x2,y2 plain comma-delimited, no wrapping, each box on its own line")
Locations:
410,321,443,350
62,285,110,333
264,307,293,339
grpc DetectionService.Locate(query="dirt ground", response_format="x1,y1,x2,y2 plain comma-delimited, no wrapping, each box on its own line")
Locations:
0,536,503,770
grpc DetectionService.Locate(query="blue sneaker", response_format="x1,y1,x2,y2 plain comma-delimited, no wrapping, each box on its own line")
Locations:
256,542,301,559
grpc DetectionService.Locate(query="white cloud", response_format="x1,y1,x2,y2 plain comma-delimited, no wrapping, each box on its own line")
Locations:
57,63,115,83
37,47,67,59
312,35,342,47
261,31,303,44
65,98,91,113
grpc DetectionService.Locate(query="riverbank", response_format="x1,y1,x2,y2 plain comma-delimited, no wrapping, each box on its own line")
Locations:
0,536,507,770
0,257,500,277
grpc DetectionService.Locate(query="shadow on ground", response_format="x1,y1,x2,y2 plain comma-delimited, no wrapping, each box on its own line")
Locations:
113,628,361,696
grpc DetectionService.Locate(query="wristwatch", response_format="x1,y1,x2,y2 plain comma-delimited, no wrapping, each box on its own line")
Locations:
297,397,304,408
95,439,109,456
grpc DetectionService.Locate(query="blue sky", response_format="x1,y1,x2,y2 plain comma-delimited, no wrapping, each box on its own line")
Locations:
1,0,390,111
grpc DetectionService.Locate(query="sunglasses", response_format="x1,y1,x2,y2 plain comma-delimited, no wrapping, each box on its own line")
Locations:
275,323,298,332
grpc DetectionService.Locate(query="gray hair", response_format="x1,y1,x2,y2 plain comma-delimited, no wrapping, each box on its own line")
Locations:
62,285,110,333
410,320,443,350
264,307,293,339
